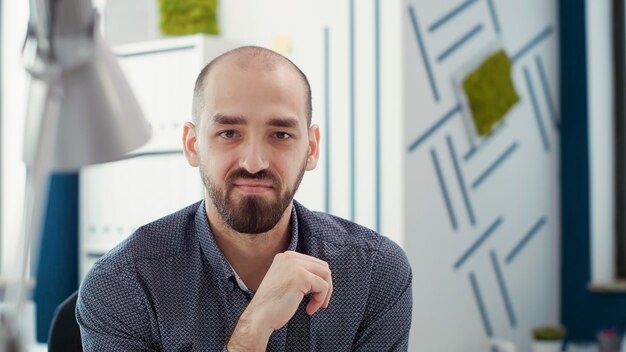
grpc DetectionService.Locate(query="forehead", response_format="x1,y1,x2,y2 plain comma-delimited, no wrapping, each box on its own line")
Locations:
202,59,307,125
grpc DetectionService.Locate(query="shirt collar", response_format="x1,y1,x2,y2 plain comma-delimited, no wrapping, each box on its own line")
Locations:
195,200,300,287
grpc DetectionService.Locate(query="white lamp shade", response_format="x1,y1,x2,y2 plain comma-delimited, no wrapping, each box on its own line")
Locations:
24,33,152,171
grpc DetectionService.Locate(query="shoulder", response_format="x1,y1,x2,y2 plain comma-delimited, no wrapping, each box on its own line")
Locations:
94,201,202,271
77,202,202,331
294,200,411,277
294,201,389,251
371,236,412,289
293,201,412,312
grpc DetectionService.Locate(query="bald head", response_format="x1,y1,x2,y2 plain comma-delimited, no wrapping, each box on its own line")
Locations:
192,46,312,127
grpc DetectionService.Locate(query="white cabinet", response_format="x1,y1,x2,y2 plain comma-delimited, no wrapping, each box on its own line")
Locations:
79,35,237,278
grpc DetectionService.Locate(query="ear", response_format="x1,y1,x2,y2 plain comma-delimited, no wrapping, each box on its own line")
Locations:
305,124,320,171
183,122,200,167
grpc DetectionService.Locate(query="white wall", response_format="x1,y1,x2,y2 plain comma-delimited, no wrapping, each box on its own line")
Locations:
586,0,615,284
404,0,560,350
0,0,28,276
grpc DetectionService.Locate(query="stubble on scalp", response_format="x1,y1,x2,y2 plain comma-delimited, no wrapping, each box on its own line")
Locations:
191,46,313,129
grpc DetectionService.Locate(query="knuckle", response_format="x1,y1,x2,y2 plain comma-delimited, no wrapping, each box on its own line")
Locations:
288,272,305,288
286,267,306,286
296,267,309,277
322,267,332,279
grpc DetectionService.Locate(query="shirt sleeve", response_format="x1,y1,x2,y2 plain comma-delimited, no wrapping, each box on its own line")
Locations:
351,238,413,351
76,261,160,351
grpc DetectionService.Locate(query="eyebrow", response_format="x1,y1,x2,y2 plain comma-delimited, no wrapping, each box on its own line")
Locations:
267,117,299,129
211,114,300,128
212,114,247,125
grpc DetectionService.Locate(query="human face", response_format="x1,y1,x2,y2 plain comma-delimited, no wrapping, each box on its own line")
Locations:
183,61,320,234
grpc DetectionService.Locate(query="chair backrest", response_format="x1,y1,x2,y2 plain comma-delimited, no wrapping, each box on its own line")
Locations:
48,291,83,352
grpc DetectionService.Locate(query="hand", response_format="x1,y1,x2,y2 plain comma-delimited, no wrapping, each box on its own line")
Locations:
227,251,333,351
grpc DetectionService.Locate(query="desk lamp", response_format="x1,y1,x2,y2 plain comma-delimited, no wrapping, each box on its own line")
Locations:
1,0,152,349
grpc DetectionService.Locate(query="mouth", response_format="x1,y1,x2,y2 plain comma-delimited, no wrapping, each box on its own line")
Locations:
232,180,274,194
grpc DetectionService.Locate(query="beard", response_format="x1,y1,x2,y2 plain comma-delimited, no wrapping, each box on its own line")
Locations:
200,157,307,234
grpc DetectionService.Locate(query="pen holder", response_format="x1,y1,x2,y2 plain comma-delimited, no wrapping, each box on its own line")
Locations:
596,330,622,352
533,340,563,352
532,325,566,352
485,338,516,352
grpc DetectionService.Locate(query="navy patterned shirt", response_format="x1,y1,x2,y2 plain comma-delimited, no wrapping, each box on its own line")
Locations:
77,200,413,351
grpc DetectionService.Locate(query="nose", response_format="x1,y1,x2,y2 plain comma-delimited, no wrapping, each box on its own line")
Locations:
239,138,270,174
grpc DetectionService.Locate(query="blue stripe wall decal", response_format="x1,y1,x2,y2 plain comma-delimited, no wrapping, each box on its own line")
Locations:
454,217,503,269
463,122,507,162
428,0,478,32
374,0,381,232
471,141,519,189
506,216,547,264
469,272,494,337
408,5,440,102
431,148,458,230
408,104,461,152
446,135,476,226
486,0,501,33
463,147,479,163
349,0,356,221
490,250,517,328
535,55,560,130
324,27,331,213
437,24,484,63
511,26,554,63
523,66,551,152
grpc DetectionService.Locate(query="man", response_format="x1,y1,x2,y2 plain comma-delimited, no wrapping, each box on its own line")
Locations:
77,46,412,351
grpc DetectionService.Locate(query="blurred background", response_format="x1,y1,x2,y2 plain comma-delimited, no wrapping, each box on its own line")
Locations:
0,0,623,350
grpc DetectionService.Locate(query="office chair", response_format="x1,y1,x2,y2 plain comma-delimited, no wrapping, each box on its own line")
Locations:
48,291,83,352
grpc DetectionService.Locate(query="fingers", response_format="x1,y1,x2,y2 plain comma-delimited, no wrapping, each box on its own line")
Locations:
324,279,333,308
293,259,333,309
271,251,333,315
304,271,330,316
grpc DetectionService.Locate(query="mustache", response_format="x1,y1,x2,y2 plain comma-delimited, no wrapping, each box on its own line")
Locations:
225,169,280,188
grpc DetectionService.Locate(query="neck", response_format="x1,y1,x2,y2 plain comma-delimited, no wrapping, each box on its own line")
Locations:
205,199,293,291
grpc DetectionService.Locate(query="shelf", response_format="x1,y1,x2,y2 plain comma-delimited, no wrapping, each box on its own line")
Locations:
588,281,626,292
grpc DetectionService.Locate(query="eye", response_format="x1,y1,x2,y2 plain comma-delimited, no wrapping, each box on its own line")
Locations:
218,130,238,139
273,132,292,140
